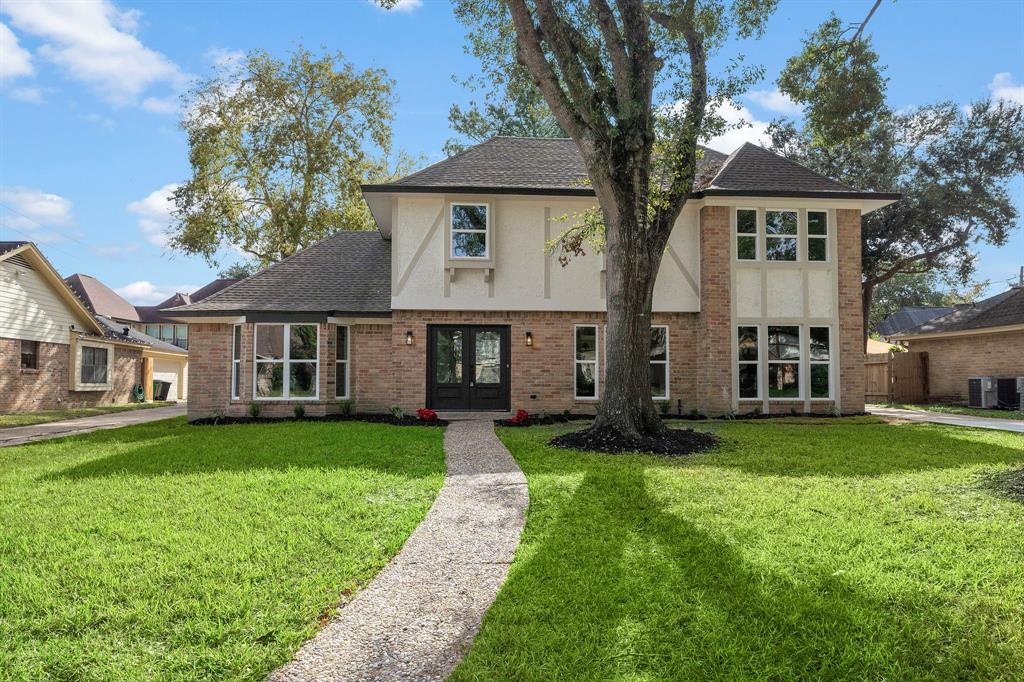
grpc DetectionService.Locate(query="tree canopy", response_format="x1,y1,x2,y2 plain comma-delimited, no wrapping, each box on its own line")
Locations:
169,47,400,267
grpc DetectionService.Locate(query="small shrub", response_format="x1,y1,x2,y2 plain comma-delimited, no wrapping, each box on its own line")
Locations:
293,404,305,419
248,402,262,418
337,399,354,415
509,409,531,426
689,408,703,419
790,407,799,416
752,405,762,416
389,405,406,419
416,408,438,422
723,409,737,420
658,401,670,415
563,409,572,418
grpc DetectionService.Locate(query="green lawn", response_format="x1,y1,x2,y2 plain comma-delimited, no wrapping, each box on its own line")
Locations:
453,419,1024,681
882,403,1024,420
0,402,175,429
0,418,445,680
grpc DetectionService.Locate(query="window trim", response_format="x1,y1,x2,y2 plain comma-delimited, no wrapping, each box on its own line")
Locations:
806,210,829,263
766,324,802,401
335,325,350,400
650,325,670,401
20,339,39,370
573,324,600,401
450,202,490,260
765,209,800,262
230,324,241,400
808,325,833,401
252,323,320,401
734,207,759,261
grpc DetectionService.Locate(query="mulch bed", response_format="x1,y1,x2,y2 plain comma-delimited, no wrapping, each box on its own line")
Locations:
500,411,865,427
189,413,448,428
549,425,719,457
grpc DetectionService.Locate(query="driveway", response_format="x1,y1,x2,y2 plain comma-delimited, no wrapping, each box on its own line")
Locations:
867,405,1024,433
0,404,187,447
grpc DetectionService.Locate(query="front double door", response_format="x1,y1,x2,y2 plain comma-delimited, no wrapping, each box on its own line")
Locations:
427,325,510,411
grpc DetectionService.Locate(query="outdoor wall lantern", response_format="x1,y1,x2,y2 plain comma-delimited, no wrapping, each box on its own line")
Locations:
525,331,533,347
405,330,414,346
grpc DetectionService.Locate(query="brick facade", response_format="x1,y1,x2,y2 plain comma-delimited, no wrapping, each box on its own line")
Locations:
697,206,733,414
905,329,1024,402
836,208,866,413
0,337,142,413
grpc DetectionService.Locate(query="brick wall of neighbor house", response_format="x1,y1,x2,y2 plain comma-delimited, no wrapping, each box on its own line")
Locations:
836,208,865,413
906,329,1024,403
698,206,733,414
0,337,142,413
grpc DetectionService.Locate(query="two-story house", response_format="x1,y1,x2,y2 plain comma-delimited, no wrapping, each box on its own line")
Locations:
170,138,898,419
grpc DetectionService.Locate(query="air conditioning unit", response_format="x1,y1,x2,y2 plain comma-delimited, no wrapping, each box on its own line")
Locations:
996,377,1023,410
968,377,998,408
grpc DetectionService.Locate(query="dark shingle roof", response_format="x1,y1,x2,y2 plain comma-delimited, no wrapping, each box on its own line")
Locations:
899,287,1024,336
0,241,29,256
65,273,141,322
874,306,955,337
364,137,729,196
95,315,186,353
363,137,898,200
167,231,391,316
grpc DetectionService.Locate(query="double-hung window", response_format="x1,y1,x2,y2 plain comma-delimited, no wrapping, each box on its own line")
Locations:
574,325,598,399
809,327,831,398
231,324,241,399
807,211,828,261
650,326,669,400
765,210,798,261
737,327,759,399
736,209,758,260
767,325,800,398
81,346,108,384
451,203,489,259
335,326,349,399
21,340,38,369
254,324,319,400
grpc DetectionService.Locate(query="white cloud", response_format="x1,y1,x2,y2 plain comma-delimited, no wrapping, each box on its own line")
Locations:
126,183,179,247
745,88,803,117
140,94,180,114
1,0,188,108
374,0,423,12
206,47,245,70
90,243,139,257
85,112,116,130
9,86,44,103
0,186,75,241
988,72,1024,105
704,101,771,154
0,22,33,80
114,280,201,305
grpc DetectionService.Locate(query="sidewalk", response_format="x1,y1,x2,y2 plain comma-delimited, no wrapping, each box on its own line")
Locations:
867,405,1024,434
0,404,187,447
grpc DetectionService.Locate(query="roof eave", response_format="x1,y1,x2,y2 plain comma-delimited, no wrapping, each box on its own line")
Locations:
892,322,1024,341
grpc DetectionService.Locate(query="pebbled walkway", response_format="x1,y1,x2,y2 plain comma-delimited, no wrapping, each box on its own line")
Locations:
270,419,528,682
0,404,187,447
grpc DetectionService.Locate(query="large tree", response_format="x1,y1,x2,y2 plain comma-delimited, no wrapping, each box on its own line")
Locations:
769,99,1024,339
169,48,399,267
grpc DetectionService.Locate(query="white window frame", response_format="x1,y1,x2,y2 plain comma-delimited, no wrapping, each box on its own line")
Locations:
574,324,599,400
335,325,350,400
735,207,759,261
73,339,113,391
766,324,802,401
231,324,241,400
765,209,799,262
809,326,833,401
650,325,670,401
252,323,320,401
450,202,490,260
806,210,829,263
736,325,761,401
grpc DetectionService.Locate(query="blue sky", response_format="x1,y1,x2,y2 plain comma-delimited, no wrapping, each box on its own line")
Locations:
1,0,1022,304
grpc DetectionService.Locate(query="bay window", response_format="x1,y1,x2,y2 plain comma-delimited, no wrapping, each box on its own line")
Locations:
765,210,798,261
574,325,598,399
253,323,319,400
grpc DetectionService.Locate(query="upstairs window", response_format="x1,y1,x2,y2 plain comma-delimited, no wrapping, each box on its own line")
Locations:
21,340,38,370
807,211,828,261
765,210,798,261
451,203,489,259
81,346,108,384
736,209,757,260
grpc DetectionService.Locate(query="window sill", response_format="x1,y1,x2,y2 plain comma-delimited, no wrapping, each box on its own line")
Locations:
19,368,40,374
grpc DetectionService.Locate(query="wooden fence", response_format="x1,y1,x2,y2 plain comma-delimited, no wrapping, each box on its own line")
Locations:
865,351,929,404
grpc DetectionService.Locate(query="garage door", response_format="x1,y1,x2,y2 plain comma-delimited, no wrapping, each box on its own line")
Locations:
153,358,181,400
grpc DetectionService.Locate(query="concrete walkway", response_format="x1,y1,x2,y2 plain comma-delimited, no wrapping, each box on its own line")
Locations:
0,404,187,447
868,405,1024,433
271,420,528,682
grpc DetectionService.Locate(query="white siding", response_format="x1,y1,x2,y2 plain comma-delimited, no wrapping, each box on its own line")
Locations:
0,261,79,343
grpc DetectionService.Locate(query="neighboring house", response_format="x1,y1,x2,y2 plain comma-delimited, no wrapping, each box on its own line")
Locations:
890,283,1024,403
0,242,155,412
170,138,899,419
134,279,238,349
874,306,955,340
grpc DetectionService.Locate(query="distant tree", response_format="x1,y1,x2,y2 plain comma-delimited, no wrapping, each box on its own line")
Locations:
218,262,258,279
169,47,398,267
868,271,987,334
769,99,1024,339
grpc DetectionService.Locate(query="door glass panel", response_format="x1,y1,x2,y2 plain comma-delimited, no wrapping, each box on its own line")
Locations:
475,330,501,384
436,330,463,384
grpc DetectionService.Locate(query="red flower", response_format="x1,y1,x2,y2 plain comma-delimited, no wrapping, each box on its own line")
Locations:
416,408,438,422
509,409,531,425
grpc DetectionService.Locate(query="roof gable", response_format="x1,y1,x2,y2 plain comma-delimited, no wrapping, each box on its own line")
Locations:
65,273,140,322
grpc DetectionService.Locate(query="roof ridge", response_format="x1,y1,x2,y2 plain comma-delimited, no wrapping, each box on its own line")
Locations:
388,139,496,185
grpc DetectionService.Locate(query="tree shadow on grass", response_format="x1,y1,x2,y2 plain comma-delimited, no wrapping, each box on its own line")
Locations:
41,420,445,482
690,421,1024,477
454,461,1018,681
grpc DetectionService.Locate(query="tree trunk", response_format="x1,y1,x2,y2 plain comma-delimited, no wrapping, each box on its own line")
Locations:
862,280,875,346
591,211,665,439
